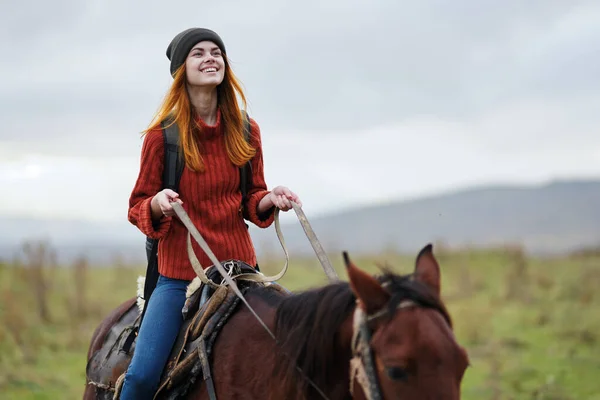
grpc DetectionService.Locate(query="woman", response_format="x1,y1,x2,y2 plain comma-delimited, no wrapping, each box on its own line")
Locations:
121,27,302,399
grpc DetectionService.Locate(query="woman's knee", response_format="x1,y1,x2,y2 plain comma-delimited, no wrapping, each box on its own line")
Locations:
121,364,162,399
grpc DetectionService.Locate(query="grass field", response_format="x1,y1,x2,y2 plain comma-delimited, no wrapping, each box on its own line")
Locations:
1,241,599,399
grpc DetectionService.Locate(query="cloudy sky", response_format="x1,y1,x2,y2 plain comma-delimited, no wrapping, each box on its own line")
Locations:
1,0,599,224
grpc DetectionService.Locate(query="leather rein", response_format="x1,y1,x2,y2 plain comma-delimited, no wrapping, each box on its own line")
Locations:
171,200,337,399
171,201,395,400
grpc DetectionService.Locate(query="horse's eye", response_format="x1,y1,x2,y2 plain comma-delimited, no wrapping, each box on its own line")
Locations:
385,366,408,381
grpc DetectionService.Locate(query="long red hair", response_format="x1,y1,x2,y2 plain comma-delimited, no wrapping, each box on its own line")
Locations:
144,55,256,172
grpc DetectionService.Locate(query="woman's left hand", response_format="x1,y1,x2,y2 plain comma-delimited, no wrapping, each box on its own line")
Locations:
268,185,302,211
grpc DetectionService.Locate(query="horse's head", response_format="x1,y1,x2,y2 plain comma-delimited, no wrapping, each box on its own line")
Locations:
343,244,469,400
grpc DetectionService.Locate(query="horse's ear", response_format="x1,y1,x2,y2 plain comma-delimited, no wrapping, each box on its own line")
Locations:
343,251,390,314
414,243,441,296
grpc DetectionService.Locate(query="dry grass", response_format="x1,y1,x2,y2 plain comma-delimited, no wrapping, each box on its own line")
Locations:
0,240,599,399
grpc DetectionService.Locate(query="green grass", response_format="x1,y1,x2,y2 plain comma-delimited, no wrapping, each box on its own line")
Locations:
1,245,599,399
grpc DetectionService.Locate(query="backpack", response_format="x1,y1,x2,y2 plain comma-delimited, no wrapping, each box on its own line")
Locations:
140,110,253,324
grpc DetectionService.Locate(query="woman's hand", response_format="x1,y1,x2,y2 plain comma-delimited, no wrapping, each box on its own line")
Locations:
259,185,302,213
150,189,183,220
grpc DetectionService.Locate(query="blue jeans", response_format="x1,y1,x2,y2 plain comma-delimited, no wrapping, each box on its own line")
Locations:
120,274,190,399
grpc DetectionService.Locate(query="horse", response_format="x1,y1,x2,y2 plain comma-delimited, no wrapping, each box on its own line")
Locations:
84,243,469,399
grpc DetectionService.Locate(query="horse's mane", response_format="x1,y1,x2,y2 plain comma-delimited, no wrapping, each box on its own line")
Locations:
255,269,452,399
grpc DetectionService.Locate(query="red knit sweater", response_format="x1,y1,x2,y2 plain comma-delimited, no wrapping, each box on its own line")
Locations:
128,111,275,281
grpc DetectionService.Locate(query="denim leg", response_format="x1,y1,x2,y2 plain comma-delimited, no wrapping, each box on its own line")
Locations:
120,274,189,400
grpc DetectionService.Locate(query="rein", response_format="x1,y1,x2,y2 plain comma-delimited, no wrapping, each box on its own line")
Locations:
172,201,432,400
170,200,337,400
290,201,339,282
173,201,432,400
173,201,338,288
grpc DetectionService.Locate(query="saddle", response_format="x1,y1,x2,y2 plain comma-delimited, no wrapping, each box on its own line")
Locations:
85,260,290,400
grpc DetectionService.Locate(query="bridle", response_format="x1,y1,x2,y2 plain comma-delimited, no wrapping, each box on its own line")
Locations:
349,299,416,400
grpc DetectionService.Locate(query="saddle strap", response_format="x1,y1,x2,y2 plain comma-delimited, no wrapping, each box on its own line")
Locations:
198,339,217,400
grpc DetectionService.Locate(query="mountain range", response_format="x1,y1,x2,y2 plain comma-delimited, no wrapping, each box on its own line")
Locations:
2,179,599,265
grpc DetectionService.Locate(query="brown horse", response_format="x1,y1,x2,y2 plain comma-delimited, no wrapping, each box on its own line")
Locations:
84,244,469,399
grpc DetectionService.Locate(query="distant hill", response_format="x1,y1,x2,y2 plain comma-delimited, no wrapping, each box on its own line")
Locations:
250,179,600,258
1,179,599,265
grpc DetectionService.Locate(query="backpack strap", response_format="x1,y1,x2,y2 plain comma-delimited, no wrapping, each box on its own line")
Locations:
239,110,253,208
162,119,184,192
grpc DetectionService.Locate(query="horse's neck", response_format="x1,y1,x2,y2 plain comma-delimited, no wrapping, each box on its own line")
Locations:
322,312,355,399
242,288,357,399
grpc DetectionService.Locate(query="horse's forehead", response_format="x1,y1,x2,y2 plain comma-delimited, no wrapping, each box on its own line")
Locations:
376,306,457,358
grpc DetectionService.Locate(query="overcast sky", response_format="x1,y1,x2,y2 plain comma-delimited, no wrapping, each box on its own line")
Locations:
1,0,599,224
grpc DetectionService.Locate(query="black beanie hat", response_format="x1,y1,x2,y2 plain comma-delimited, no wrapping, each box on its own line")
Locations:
166,28,227,77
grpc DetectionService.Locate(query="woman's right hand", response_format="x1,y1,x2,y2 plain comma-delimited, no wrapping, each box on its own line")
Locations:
151,189,183,220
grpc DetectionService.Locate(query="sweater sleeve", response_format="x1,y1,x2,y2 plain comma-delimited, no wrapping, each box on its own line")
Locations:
243,118,275,228
127,129,173,239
